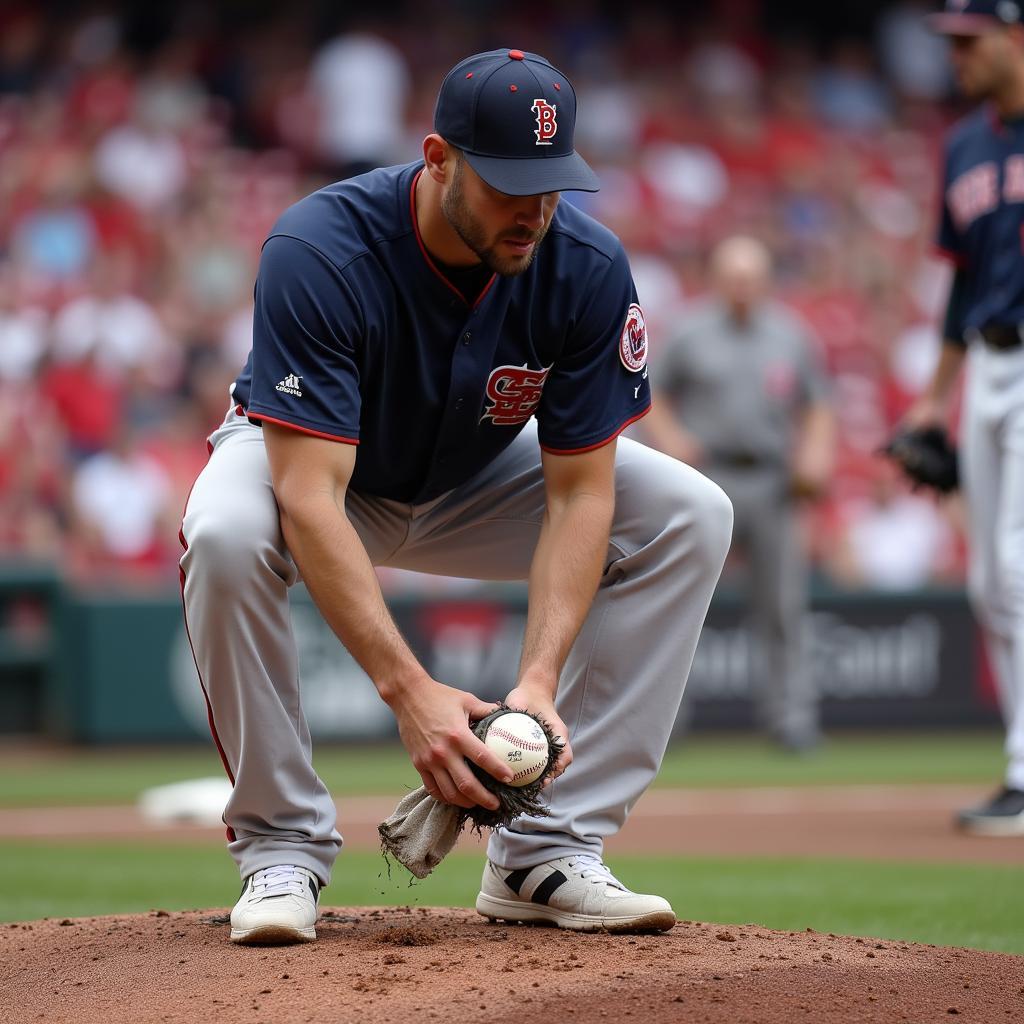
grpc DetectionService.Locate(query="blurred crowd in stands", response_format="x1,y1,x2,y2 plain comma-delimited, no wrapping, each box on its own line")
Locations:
0,1,969,589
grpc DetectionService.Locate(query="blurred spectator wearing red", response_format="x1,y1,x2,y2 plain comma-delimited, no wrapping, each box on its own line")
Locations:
0,1,967,589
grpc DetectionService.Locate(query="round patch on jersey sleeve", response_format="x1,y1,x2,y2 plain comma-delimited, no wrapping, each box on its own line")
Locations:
619,303,648,373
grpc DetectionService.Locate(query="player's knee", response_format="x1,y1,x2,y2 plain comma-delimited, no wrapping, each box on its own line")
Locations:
681,472,734,570
966,560,989,618
182,505,279,587
967,559,1012,629
996,539,1024,607
642,461,733,571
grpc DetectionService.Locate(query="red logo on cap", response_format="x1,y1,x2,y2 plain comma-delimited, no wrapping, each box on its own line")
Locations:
532,99,557,145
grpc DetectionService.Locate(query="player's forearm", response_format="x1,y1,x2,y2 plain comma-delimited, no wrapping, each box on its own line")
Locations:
925,341,967,407
516,491,614,697
277,498,427,701
643,397,701,463
926,267,968,409
797,402,836,465
642,399,684,449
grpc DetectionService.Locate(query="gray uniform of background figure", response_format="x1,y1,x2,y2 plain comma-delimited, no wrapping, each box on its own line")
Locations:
180,411,732,885
962,344,1024,792
651,295,831,748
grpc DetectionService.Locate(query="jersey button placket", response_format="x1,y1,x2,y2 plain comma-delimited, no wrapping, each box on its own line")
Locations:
463,331,471,346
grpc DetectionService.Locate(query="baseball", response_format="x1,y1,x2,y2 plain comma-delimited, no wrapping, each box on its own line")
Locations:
483,712,550,787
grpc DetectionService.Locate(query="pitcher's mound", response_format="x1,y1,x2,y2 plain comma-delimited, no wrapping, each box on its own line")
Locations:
5,906,1021,1023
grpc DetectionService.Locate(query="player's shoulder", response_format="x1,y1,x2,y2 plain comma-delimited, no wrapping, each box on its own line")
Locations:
943,106,995,155
546,199,625,270
266,162,417,269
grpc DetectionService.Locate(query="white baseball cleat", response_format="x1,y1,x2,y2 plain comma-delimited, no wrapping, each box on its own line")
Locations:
476,854,676,933
957,787,1024,836
229,864,321,944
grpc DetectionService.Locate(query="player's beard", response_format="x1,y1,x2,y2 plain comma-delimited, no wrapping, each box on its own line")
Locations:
441,160,549,277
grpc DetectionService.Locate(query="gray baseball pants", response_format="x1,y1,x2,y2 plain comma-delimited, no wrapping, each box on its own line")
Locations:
705,464,814,742
962,344,1024,791
180,409,733,885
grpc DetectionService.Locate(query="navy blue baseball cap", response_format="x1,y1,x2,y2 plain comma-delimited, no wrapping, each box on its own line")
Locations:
433,48,600,196
929,0,1023,34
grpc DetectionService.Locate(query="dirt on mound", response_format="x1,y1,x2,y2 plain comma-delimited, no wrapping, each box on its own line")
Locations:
4,907,1022,1024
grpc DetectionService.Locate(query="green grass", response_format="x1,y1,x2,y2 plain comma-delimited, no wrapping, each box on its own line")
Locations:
0,745,421,807
0,842,1020,954
0,732,1006,808
649,731,1005,789
1,734,1012,953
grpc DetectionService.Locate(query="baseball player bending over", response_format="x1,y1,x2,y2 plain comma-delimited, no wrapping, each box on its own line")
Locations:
910,2,1024,835
180,49,733,944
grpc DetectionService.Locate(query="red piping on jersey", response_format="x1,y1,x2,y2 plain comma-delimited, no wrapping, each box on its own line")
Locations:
540,404,652,455
409,168,497,309
247,412,360,445
933,243,967,268
178,468,237,844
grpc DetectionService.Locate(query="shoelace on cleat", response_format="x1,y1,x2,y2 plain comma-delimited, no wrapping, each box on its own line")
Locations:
248,865,313,901
566,854,627,890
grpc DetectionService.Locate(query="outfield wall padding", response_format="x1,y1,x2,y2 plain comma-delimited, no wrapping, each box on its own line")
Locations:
0,576,997,742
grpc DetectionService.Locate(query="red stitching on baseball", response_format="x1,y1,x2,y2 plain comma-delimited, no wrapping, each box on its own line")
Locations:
487,727,547,751
510,764,543,782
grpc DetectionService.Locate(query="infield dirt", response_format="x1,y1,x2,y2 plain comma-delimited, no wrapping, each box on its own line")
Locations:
4,785,1023,864
5,906,1022,1024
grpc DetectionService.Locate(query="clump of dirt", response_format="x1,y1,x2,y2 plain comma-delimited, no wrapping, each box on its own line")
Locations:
374,923,441,946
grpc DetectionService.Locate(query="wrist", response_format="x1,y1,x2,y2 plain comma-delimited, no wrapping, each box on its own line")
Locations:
376,665,434,708
909,394,948,427
511,669,559,702
927,399,951,425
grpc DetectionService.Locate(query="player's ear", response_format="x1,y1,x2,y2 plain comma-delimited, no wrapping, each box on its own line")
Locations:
422,134,455,185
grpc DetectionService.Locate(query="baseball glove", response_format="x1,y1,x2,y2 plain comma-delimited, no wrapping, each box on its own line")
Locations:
880,426,959,495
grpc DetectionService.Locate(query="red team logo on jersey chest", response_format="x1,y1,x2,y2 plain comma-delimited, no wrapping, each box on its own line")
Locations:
481,363,551,425
532,99,557,145
1004,155,1024,203
948,162,999,229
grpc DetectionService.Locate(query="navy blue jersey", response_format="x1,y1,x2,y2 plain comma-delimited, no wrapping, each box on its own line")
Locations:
937,107,1024,339
232,162,651,503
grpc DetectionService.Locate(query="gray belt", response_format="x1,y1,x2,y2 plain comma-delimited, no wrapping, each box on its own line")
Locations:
712,452,777,470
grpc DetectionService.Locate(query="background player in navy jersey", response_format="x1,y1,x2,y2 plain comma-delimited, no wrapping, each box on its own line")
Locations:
180,49,733,943
908,1,1024,834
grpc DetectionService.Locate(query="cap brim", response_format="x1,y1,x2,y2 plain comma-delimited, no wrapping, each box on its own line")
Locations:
463,150,600,195
927,12,1002,34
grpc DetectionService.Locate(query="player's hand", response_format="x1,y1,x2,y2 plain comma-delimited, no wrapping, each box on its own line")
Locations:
503,683,572,784
389,678,513,809
790,446,831,501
